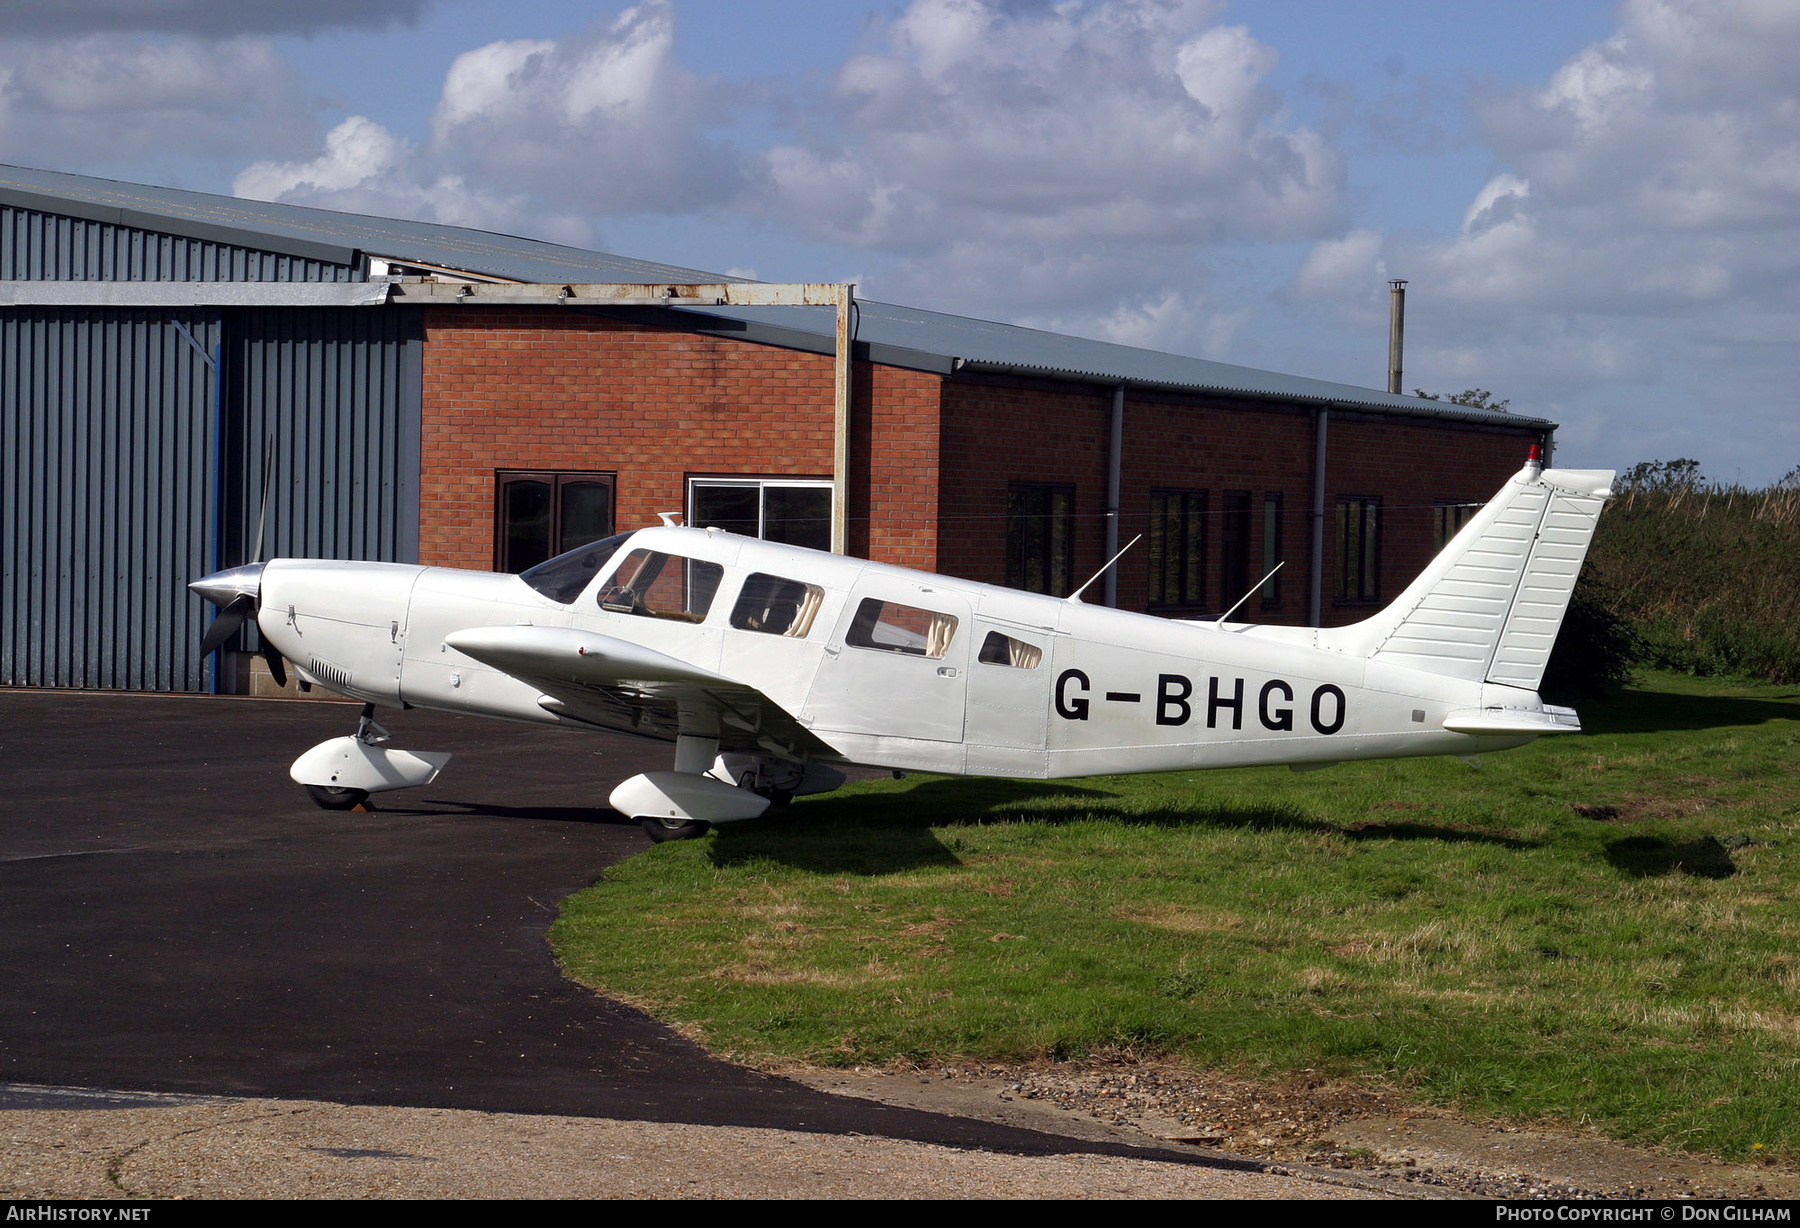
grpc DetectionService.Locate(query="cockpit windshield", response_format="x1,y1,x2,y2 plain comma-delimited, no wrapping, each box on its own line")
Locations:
517,531,634,604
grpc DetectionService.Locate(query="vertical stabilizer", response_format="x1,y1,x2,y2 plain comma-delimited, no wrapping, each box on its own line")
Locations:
1326,465,1614,689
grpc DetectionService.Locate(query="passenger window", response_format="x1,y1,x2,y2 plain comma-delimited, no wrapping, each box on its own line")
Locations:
731,573,826,638
978,630,1043,669
597,550,723,622
846,598,957,659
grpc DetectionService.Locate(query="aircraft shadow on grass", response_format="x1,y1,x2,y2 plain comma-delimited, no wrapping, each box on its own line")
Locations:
1603,834,1738,879
1577,689,1800,736
706,776,1540,876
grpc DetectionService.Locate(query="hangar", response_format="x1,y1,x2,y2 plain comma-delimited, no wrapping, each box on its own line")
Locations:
0,163,1552,696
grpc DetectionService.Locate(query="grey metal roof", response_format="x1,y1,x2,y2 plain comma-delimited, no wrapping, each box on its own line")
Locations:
677,301,1548,427
0,163,722,284
1,162,1547,429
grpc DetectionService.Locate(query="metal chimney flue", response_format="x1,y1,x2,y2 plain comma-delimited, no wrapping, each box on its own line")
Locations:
1387,279,1407,395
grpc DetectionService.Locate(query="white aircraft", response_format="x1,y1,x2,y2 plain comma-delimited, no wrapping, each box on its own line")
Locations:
190,451,1613,841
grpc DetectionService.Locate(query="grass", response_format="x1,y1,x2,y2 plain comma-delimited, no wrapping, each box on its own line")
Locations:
551,671,1800,1161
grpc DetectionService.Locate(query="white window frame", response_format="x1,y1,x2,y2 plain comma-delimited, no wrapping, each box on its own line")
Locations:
686,477,834,545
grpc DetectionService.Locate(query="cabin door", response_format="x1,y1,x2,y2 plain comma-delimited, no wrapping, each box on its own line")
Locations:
805,580,972,743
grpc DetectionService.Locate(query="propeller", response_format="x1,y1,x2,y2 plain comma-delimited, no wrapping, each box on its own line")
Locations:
190,563,283,683
191,436,288,688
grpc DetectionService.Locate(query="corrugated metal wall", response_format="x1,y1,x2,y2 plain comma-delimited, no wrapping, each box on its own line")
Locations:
1,310,222,689
1,205,362,282
224,307,423,596
1,211,422,692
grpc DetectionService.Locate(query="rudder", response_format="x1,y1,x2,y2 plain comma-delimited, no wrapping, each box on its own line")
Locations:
1329,462,1614,690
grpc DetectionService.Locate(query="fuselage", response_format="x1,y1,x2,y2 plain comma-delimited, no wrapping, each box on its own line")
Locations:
254,525,1539,779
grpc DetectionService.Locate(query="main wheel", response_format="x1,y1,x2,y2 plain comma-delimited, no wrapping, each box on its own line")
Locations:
639,816,712,843
306,783,370,810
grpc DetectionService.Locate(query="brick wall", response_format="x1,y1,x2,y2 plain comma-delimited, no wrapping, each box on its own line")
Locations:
934,373,1540,626
1320,414,1536,622
420,308,840,570
417,307,1540,626
852,362,946,571
937,377,1112,586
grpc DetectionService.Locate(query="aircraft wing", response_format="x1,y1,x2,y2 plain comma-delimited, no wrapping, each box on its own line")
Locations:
441,626,841,759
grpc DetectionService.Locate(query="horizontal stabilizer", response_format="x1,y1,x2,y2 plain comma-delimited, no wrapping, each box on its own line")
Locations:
1442,705,1581,736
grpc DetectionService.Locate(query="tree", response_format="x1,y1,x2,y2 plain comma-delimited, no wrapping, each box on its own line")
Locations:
1621,458,1705,494
1413,388,1511,413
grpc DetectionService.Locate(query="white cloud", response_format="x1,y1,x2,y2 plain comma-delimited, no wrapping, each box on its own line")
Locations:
728,0,1350,343
1293,228,1386,303
755,0,1342,256
1290,0,1800,479
235,115,408,199
0,34,313,165
234,115,546,237
428,2,739,215
1065,289,1249,361
236,1,738,235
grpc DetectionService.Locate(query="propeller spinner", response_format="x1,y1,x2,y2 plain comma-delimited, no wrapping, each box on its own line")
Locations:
189,562,287,687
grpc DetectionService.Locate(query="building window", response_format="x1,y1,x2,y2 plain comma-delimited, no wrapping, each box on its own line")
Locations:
1433,500,1479,552
496,472,615,573
1007,484,1074,596
689,478,832,552
1148,489,1206,609
1219,491,1252,613
1335,496,1381,603
1260,492,1283,608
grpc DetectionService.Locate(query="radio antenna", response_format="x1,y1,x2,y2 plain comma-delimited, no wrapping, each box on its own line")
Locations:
1066,534,1142,604
1210,561,1285,627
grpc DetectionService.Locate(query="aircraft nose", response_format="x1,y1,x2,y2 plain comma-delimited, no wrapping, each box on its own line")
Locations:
189,562,265,608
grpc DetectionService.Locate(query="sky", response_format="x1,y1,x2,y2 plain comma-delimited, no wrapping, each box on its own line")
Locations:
0,0,1794,484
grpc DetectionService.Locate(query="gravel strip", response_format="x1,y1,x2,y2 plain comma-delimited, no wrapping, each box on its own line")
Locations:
0,1089,1391,1200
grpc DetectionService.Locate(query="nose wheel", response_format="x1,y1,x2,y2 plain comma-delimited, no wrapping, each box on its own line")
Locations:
306,784,371,810
639,816,712,843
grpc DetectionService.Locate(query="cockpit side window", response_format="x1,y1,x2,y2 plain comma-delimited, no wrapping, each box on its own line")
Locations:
597,549,724,622
845,598,958,659
977,630,1043,668
518,531,634,604
730,573,826,638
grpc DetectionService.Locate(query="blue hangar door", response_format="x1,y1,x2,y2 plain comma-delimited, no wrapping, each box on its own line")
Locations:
0,307,421,692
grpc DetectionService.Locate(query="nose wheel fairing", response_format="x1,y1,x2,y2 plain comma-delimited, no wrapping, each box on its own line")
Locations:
289,736,452,794
291,705,451,805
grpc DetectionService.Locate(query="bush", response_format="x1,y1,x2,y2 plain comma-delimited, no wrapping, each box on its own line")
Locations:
1542,572,1641,697
1578,465,1800,685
